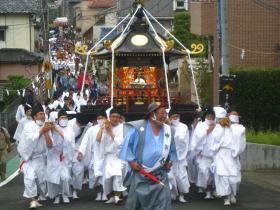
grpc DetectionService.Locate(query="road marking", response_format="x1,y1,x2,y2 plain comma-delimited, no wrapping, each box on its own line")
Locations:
0,170,18,187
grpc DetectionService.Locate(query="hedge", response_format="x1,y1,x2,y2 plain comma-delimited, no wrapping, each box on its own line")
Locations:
231,68,280,132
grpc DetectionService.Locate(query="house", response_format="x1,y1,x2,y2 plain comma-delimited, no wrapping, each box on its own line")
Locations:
190,0,280,104
0,0,43,81
73,0,115,40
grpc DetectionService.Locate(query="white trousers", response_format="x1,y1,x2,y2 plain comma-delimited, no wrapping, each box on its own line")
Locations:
22,157,47,198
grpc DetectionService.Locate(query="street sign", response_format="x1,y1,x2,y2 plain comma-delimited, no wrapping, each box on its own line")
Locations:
219,75,235,112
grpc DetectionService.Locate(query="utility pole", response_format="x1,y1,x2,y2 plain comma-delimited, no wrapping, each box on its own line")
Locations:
218,0,229,76
41,0,49,56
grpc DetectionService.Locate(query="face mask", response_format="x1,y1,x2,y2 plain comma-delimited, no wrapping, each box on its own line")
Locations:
229,115,239,123
97,119,105,127
205,119,214,126
171,119,180,126
35,120,44,126
152,112,163,126
59,119,68,127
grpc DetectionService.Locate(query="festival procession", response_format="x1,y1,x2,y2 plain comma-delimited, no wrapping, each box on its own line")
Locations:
0,0,280,210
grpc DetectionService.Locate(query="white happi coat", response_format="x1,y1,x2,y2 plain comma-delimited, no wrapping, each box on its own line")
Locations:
68,118,92,190
100,123,126,195
17,120,47,198
79,124,104,188
46,125,75,198
168,121,190,195
14,116,32,144
191,121,216,188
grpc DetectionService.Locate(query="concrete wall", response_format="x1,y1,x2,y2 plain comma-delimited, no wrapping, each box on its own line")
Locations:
241,143,280,171
0,15,34,51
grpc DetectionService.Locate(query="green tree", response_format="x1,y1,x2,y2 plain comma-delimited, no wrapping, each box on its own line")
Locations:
171,12,207,54
0,75,31,111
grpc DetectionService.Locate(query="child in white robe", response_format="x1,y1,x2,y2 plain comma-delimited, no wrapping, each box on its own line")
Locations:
47,109,75,204
168,110,190,203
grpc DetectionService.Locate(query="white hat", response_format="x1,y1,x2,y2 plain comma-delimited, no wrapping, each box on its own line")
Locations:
213,106,227,118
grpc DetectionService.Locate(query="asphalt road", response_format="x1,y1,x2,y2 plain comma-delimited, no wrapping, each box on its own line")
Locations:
0,173,279,210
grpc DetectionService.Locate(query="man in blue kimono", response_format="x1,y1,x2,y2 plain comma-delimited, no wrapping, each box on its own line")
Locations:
120,102,177,210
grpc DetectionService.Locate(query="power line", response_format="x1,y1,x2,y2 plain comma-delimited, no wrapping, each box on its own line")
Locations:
254,0,280,15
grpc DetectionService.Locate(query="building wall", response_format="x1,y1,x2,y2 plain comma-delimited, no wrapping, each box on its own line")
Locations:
0,15,34,51
74,1,101,35
0,64,40,80
190,0,280,105
191,0,280,68
227,0,280,68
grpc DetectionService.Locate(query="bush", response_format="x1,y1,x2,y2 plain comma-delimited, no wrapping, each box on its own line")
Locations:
231,68,280,132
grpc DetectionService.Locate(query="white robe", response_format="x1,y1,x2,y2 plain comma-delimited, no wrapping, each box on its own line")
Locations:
14,116,32,144
68,119,92,190
79,124,104,189
46,125,74,198
212,123,246,196
100,124,126,195
17,121,47,198
168,122,190,195
16,104,25,123
191,121,215,188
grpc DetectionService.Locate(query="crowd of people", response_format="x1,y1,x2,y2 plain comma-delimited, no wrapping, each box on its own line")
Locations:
14,99,246,210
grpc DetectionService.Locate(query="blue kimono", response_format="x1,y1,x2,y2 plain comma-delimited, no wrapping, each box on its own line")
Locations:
120,120,177,210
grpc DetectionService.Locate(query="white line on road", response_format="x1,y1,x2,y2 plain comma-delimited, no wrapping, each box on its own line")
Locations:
0,170,19,187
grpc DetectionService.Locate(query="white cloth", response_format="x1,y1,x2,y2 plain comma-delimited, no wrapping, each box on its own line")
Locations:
168,122,190,194
16,104,25,123
191,121,216,188
46,125,74,198
211,124,246,196
18,120,47,198
79,124,104,189
100,124,126,195
68,119,92,190
14,117,32,144
134,78,146,84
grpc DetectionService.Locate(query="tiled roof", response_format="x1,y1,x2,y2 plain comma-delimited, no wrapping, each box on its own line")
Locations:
88,0,115,8
0,0,40,14
0,48,44,65
99,27,117,41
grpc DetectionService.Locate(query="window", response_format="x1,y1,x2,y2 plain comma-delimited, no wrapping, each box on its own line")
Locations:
0,30,5,41
175,0,188,10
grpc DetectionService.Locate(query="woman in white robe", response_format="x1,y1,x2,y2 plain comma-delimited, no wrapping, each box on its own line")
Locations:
168,111,190,203
47,110,75,204
17,103,52,209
